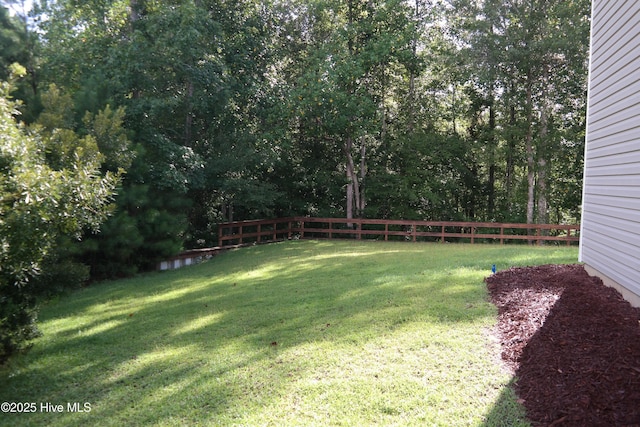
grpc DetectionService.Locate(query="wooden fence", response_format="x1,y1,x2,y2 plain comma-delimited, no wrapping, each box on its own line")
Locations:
218,217,580,247
158,217,579,270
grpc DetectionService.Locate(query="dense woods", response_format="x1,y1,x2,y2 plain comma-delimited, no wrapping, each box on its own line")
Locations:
2,0,589,282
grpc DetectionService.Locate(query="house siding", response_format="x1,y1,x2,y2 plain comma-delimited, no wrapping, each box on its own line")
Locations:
580,0,640,306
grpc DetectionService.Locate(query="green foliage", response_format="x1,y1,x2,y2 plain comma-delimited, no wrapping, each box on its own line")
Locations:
83,105,133,173
367,131,475,220
0,5,38,122
6,0,590,282
79,180,189,279
0,68,118,363
446,0,590,223
0,6,27,80
35,84,103,171
30,237,91,298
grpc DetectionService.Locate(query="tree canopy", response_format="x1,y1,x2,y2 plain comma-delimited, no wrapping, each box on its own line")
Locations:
2,0,590,266
0,63,120,361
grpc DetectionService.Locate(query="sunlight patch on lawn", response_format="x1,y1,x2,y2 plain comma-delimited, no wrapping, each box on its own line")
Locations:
75,319,125,338
171,312,225,336
242,321,514,426
104,344,199,389
305,249,404,260
0,241,575,426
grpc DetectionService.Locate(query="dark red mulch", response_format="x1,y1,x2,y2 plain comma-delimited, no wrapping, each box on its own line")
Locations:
486,264,640,427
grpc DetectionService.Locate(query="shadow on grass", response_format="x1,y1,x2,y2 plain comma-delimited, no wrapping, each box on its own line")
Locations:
481,378,530,427
0,240,577,426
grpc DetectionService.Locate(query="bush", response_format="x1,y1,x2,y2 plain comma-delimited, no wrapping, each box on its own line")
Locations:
0,282,41,364
32,254,91,298
0,66,118,363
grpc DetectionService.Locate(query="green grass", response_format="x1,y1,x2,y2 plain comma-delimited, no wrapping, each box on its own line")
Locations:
0,240,578,426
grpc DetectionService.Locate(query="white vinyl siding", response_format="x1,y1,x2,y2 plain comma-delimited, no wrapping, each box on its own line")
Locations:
580,0,640,300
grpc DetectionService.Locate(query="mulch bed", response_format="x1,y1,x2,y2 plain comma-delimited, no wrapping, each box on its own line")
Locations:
486,264,640,426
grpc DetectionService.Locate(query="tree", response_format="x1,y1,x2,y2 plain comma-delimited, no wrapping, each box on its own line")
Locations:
446,0,589,226
34,0,284,249
288,0,416,222
0,3,38,121
0,5,26,78
20,0,590,258
0,65,118,362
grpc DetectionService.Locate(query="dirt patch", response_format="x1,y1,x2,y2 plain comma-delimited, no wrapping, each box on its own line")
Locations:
486,264,640,426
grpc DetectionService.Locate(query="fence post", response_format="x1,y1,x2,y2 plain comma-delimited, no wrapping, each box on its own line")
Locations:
214,218,578,247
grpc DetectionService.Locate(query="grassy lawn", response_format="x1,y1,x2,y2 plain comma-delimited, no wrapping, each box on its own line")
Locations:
0,240,578,426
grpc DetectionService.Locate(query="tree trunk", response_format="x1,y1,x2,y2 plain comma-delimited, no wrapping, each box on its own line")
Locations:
506,101,516,201
359,143,366,215
345,138,356,226
537,156,547,222
525,76,535,227
224,202,234,223
537,69,550,232
346,163,354,226
345,136,366,225
487,100,496,219
380,63,388,144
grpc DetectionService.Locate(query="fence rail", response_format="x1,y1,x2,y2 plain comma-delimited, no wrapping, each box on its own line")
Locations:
159,217,579,270
218,217,580,247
